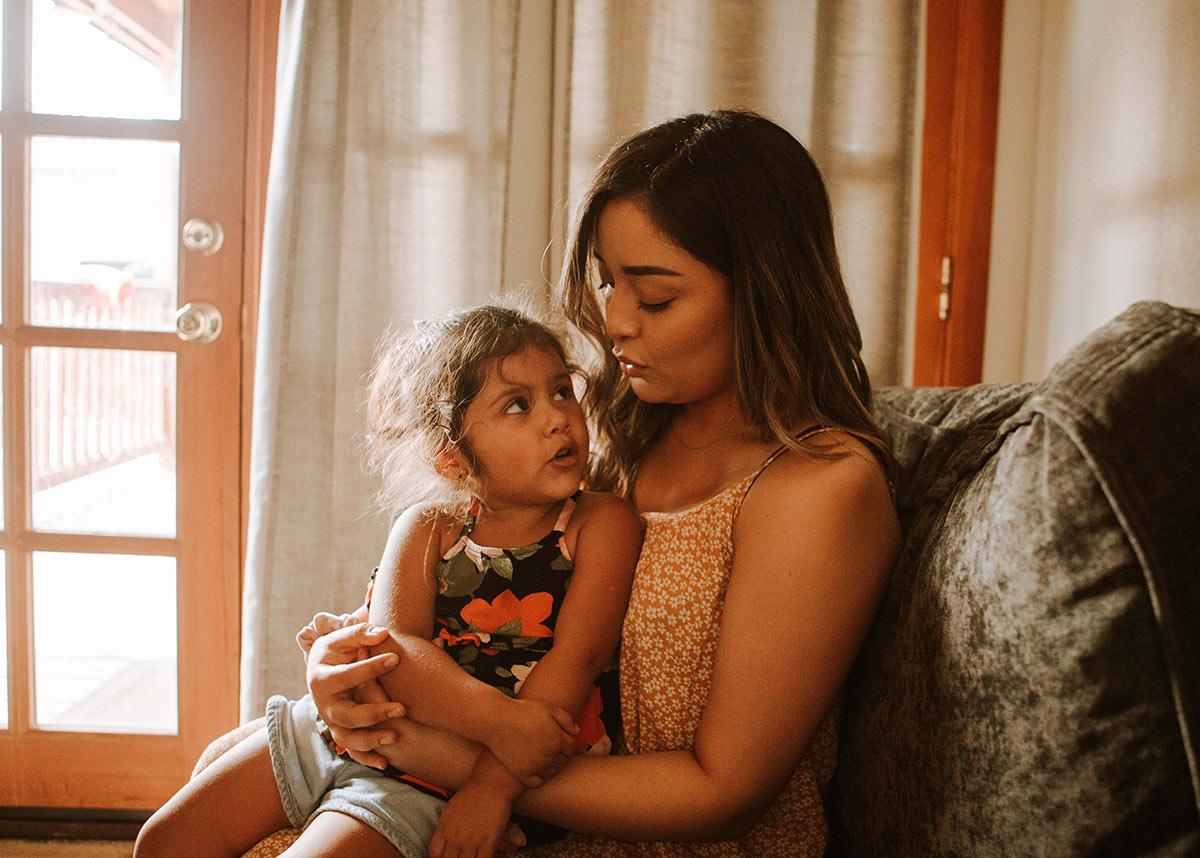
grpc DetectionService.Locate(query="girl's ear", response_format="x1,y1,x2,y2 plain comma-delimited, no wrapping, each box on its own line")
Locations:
432,446,468,482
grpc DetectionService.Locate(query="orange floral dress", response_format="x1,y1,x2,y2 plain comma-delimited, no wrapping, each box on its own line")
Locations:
531,449,839,857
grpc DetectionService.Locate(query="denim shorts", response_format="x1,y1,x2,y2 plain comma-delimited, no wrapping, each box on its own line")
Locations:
266,694,445,857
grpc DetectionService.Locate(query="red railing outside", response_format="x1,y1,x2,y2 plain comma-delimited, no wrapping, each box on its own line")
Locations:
29,280,176,492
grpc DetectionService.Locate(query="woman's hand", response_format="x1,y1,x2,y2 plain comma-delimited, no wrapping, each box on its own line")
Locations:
306,622,406,769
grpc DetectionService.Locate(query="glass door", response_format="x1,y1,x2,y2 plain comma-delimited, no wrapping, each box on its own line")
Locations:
0,0,246,809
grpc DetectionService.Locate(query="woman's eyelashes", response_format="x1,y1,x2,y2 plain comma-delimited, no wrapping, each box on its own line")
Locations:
595,279,674,313
637,298,674,313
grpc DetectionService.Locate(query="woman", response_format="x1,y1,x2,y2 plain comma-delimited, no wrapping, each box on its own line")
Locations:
305,110,900,857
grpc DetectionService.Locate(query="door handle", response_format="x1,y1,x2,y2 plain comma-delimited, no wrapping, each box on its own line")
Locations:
175,301,223,344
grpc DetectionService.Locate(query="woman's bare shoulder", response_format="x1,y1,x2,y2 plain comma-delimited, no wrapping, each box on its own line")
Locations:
738,430,899,552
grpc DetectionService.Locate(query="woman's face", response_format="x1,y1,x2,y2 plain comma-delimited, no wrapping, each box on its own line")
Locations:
594,196,737,407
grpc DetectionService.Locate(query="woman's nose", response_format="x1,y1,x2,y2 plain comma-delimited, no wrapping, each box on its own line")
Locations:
603,285,637,341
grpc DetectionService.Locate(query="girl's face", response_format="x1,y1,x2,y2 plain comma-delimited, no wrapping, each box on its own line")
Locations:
594,196,737,407
458,345,589,509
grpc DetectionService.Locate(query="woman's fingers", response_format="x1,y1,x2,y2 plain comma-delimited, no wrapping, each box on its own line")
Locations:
344,747,390,771
309,623,391,665
321,698,404,731
310,651,400,696
497,822,526,853
547,705,580,736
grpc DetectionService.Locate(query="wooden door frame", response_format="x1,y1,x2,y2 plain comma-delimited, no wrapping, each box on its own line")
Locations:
912,0,1004,386
0,0,253,810
241,0,280,583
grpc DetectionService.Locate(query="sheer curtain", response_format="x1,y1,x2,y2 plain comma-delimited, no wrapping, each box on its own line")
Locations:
241,0,920,717
560,0,920,383
241,0,519,717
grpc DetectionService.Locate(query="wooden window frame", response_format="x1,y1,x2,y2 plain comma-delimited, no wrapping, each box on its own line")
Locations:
913,0,1004,386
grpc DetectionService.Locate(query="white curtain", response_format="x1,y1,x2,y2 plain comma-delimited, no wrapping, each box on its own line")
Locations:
241,0,520,718
984,0,1200,382
241,0,920,718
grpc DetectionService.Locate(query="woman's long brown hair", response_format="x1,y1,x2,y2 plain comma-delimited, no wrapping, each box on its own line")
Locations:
559,110,896,496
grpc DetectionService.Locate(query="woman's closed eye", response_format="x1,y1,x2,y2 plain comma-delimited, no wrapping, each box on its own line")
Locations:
637,297,674,313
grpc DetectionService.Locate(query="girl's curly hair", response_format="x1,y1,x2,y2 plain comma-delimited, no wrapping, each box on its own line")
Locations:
364,303,574,516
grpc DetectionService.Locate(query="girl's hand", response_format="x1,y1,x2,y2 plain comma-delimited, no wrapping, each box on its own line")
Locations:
429,778,518,858
306,622,405,768
296,608,365,661
488,697,579,788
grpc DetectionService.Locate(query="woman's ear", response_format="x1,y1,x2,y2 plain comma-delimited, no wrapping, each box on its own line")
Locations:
432,446,468,482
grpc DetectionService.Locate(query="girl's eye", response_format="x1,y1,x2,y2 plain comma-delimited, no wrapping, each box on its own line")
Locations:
553,385,575,401
504,398,529,414
637,298,674,313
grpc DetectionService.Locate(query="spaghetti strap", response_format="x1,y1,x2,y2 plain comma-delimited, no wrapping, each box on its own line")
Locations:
740,426,839,504
550,491,580,535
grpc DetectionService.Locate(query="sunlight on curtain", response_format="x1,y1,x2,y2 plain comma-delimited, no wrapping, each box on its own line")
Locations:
242,0,921,716
241,0,518,717
561,0,920,384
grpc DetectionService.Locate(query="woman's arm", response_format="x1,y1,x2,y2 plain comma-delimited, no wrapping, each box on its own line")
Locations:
359,447,898,840
309,449,897,840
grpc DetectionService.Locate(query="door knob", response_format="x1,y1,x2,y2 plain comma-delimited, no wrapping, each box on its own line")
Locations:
175,301,223,344
182,218,224,255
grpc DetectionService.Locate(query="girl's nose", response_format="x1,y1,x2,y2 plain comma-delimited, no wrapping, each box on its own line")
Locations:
545,401,570,434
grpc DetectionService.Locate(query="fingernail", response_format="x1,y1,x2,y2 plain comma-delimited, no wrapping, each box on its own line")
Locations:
367,626,389,636
379,734,395,745
388,706,404,718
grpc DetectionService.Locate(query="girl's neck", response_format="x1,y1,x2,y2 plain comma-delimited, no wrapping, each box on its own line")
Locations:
468,496,564,546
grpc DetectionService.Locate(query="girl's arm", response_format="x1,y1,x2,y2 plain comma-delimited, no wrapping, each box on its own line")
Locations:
429,492,641,857
333,445,899,841
364,504,584,787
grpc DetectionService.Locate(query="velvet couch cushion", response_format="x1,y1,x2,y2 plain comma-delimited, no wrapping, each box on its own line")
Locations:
832,301,1200,857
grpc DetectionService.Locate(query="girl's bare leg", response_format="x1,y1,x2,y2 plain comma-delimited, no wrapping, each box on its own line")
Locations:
133,727,291,858
279,811,400,858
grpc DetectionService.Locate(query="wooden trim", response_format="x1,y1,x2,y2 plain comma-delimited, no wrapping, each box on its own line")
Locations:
241,0,280,586
913,0,1004,386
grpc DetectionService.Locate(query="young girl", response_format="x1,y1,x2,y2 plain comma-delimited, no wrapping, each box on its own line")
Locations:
135,304,643,858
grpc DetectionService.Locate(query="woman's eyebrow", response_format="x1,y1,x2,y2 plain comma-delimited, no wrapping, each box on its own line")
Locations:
592,252,681,277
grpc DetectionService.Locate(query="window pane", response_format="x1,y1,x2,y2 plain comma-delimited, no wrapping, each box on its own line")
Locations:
0,552,7,730
30,136,179,332
31,0,182,120
33,552,177,734
31,348,176,537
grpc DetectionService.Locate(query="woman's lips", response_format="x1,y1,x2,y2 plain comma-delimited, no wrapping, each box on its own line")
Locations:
614,354,646,377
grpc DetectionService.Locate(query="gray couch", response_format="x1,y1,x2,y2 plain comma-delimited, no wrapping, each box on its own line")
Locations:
202,302,1198,858
832,301,1200,857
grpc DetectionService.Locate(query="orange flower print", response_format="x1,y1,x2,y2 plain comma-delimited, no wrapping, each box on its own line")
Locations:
461,590,553,638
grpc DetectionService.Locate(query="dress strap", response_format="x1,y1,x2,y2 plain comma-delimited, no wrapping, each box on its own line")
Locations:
458,496,482,539
550,490,581,535
741,425,838,503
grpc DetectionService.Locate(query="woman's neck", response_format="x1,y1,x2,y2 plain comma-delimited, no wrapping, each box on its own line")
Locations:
669,390,755,450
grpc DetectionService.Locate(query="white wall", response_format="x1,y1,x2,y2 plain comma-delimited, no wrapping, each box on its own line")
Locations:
983,0,1200,383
